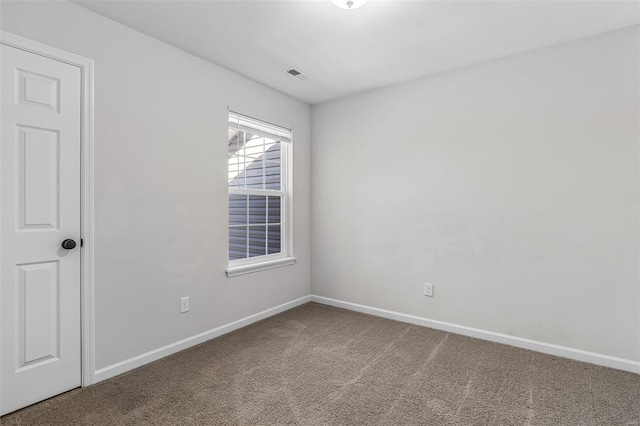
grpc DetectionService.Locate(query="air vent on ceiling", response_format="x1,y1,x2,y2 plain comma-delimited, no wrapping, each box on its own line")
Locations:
284,68,310,81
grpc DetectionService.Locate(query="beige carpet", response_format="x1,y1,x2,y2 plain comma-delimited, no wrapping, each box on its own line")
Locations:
3,303,639,425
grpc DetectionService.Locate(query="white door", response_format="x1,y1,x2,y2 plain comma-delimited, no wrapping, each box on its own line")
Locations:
1,44,82,416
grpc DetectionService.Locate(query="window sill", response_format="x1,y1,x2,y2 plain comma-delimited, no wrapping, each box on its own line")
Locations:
226,257,297,278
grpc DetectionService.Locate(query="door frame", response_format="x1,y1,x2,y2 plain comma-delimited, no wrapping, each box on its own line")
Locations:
0,31,96,390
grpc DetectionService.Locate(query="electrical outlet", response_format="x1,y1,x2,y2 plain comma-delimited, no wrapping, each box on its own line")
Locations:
424,283,434,297
180,297,190,313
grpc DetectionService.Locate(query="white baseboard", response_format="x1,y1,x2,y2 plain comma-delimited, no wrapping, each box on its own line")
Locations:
310,295,640,375
93,295,311,383
92,293,638,383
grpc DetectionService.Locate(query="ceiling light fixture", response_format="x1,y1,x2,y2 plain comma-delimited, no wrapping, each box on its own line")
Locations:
330,0,369,10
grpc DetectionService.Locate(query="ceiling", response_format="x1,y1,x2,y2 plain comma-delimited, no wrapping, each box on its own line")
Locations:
74,0,639,105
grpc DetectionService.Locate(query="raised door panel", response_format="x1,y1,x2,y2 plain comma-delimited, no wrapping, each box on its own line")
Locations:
17,261,60,369
17,125,60,230
16,69,60,112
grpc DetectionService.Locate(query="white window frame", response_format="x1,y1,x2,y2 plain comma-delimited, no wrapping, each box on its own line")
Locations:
226,111,296,277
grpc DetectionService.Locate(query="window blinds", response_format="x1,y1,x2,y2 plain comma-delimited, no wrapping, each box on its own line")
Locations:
228,111,291,143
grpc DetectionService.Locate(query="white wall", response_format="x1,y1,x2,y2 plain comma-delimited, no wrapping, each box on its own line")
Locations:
311,26,640,362
2,1,637,375
1,1,311,371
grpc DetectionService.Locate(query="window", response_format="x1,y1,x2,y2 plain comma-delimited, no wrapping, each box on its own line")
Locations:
226,111,295,277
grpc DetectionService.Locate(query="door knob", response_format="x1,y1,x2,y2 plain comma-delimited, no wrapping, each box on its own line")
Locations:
61,239,77,250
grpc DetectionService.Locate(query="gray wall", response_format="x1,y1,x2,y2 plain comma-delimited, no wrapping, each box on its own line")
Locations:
1,1,311,370
311,26,640,362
